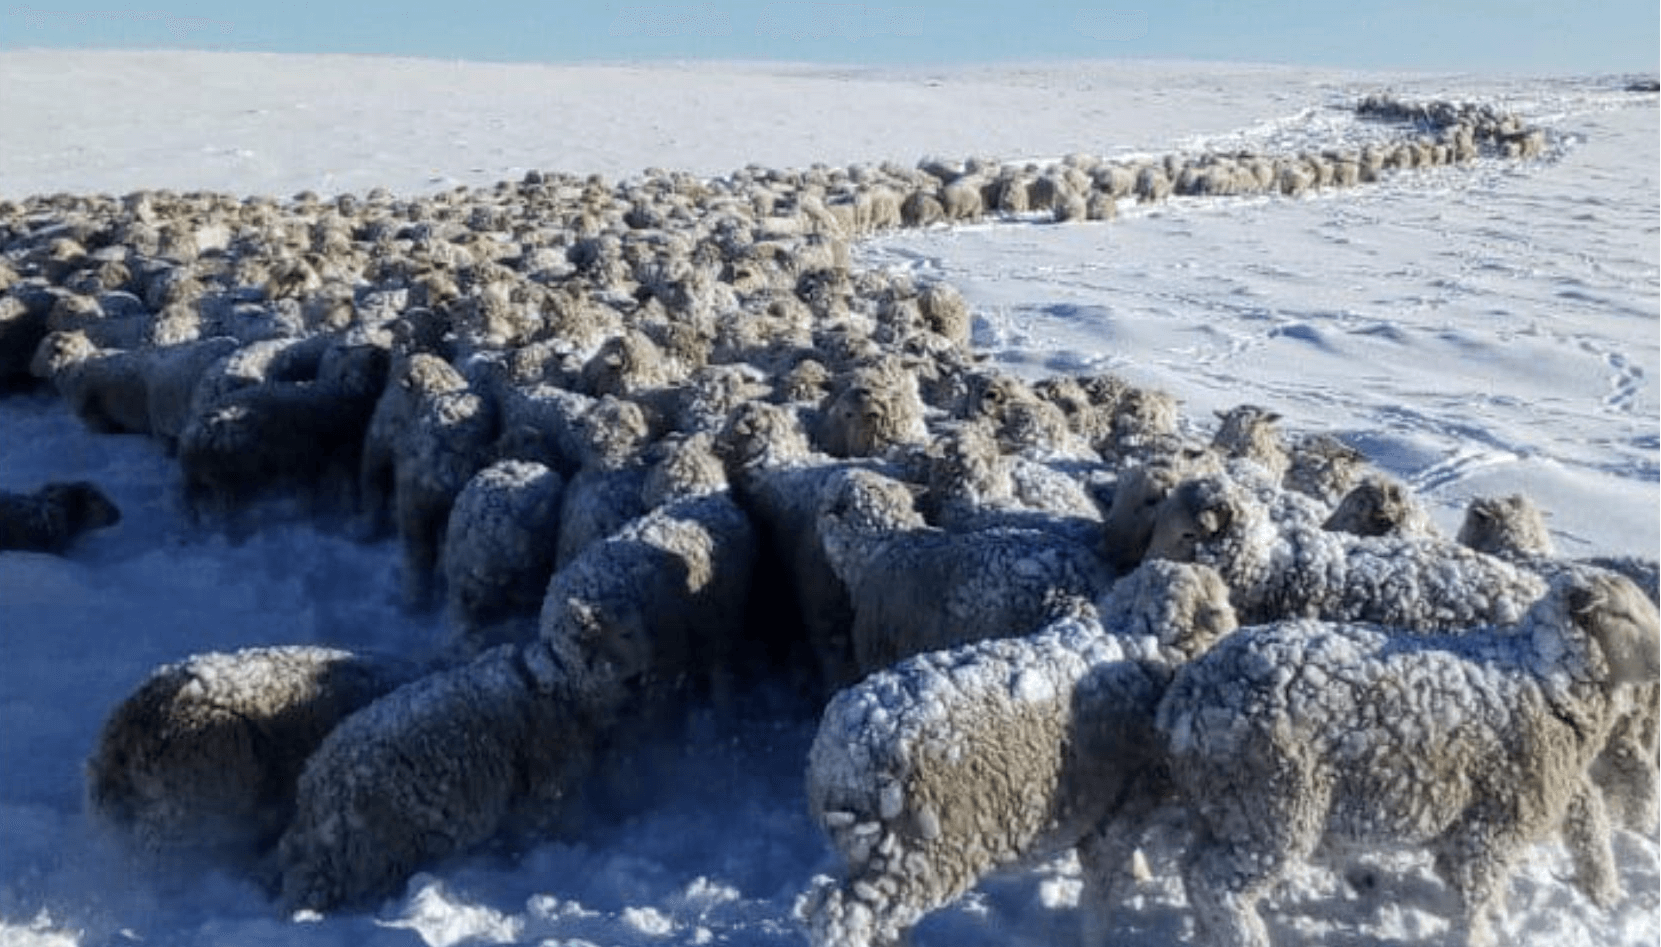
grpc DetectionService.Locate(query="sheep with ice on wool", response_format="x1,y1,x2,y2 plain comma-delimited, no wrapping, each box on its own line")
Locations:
552,394,658,571
816,467,1114,678
816,360,931,460
798,559,1237,947
0,480,120,553
280,436,755,910
277,645,584,910
715,400,897,695
86,646,417,861
919,420,1104,551
360,351,500,605
177,336,390,517
1158,569,1660,947
1457,492,1661,834
1322,473,1444,540
440,459,566,655
1144,471,1547,628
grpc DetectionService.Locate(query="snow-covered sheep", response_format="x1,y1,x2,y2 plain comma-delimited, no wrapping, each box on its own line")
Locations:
1210,404,1289,482
361,351,501,604
1454,492,1660,833
0,480,121,553
1457,493,1554,557
1457,492,1659,603
277,645,586,910
1281,432,1370,508
28,329,151,434
1159,570,1660,947
178,339,390,518
816,467,1114,676
714,401,877,693
536,430,757,714
798,560,1237,947
1322,473,1442,539
816,361,931,459
1098,451,1221,573
920,420,1103,550
1145,472,1547,627
440,460,566,653
87,646,417,859
553,394,657,571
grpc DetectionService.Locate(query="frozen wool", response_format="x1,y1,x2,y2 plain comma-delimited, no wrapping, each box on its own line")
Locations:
799,560,1237,947
1159,571,1660,947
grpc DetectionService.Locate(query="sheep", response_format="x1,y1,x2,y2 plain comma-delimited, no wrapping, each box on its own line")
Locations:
1210,404,1289,482
920,420,1103,550
0,480,121,553
1282,432,1370,508
277,645,586,910
1158,570,1660,947
177,338,390,518
86,646,418,859
1458,493,1554,558
439,459,566,654
797,560,1238,947
536,430,757,715
1458,492,1659,604
28,329,151,434
360,351,474,538
816,361,931,459
1145,472,1547,628
1322,473,1443,539
361,351,501,604
552,394,657,571
714,401,879,694
816,467,1114,677
1456,492,1661,833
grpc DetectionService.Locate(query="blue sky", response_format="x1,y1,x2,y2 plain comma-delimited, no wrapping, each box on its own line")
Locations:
2,1,1655,74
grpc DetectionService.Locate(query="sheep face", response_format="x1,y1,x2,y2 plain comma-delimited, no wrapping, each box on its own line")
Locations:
1458,494,1554,557
714,401,810,470
818,366,926,458
536,598,655,709
1143,477,1237,563
1323,477,1408,537
1100,461,1200,571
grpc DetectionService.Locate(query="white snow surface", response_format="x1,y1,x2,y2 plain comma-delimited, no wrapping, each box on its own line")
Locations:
1,50,1657,946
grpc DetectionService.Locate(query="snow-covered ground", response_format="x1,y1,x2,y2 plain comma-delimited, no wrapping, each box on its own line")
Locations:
0,51,1656,947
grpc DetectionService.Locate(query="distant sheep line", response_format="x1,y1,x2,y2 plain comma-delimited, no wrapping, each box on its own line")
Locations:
3,94,1653,947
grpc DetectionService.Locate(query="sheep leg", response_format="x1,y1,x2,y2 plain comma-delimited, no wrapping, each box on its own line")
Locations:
1075,790,1166,944
1591,694,1660,835
1179,751,1325,947
1561,778,1621,908
1180,829,1278,947
1429,815,1520,947
797,872,918,947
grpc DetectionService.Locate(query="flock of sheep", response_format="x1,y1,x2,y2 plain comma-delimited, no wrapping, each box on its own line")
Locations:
1,93,1655,947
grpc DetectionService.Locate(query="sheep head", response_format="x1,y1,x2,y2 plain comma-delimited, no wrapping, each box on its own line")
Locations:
1103,560,1238,661
535,597,655,712
1101,458,1205,572
1458,493,1555,557
28,329,97,379
1324,476,1409,537
1144,476,1238,563
1566,572,1661,687
815,469,925,587
714,401,811,471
